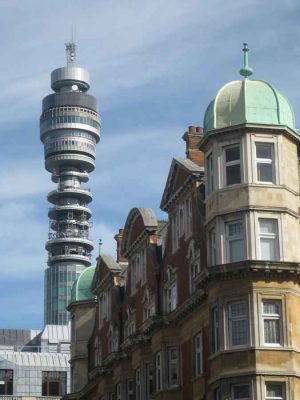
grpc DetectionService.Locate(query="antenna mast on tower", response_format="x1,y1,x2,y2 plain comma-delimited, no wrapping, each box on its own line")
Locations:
65,30,76,67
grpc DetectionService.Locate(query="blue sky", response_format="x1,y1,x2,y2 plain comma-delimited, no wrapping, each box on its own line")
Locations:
0,0,299,329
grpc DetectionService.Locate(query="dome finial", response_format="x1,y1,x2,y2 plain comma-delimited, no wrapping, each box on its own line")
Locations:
240,43,253,79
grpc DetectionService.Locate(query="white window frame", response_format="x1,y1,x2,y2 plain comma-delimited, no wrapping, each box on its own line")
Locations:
255,142,275,184
265,382,285,400
165,282,177,313
193,332,203,377
142,289,155,322
224,144,242,186
231,383,251,400
226,220,245,263
126,379,134,400
116,383,122,400
135,368,141,400
168,347,179,388
209,227,217,266
185,197,193,238
228,301,248,348
262,300,282,346
190,261,201,294
131,259,137,295
258,217,280,261
108,326,119,353
172,212,179,252
212,306,219,353
155,351,162,392
141,247,147,284
206,151,214,194
146,363,154,400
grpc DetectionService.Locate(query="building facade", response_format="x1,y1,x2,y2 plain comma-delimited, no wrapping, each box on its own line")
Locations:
65,46,300,400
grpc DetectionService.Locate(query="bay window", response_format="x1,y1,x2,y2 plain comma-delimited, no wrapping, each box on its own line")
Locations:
225,145,241,186
259,218,279,261
212,306,219,353
265,382,285,400
209,228,217,266
256,142,274,183
226,221,244,262
228,301,248,347
262,301,282,345
232,383,250,400
207,152,214,194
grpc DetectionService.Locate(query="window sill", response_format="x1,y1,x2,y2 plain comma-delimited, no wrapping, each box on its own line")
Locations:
192,374,204,382
208,345,292,360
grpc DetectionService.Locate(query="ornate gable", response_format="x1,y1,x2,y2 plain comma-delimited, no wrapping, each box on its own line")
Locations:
160,157,204,212
121,208,158,257
92,254,121,294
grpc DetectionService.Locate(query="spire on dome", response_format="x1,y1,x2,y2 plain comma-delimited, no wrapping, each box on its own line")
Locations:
240,43,253,79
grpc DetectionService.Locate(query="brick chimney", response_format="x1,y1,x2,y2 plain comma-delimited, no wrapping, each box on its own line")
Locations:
182,126,204,167
114,228,127,263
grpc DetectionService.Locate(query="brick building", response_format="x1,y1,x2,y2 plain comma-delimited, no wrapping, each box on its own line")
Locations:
64,48,300,400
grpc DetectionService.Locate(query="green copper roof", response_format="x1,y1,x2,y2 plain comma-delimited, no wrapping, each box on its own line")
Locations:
70,265,96,303
203,79,296,133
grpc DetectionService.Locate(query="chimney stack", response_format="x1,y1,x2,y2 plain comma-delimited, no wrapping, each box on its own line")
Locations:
182,126,204,167
114,228,127,263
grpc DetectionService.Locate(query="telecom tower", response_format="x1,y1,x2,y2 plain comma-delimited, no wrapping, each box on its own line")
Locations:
40,43,100,325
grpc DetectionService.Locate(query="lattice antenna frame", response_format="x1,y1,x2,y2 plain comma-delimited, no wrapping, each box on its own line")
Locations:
65,41,76,66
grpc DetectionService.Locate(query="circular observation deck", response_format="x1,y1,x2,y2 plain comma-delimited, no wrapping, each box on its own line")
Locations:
50,219,91,231
48,204,92,219
45,153,96,174
47,253,91,266
47,187,93,205
46,237,94,252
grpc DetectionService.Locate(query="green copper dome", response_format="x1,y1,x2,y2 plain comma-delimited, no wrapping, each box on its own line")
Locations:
70,265,96,303
204,44,296,133
204,79,296,133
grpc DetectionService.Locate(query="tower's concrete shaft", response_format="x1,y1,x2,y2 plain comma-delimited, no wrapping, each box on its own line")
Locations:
40,56,100,325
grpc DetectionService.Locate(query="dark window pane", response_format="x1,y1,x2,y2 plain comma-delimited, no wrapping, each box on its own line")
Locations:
233,384,250,398
226,164,241,185
226,146,240,162
257,163,273,182
256,143,272,158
